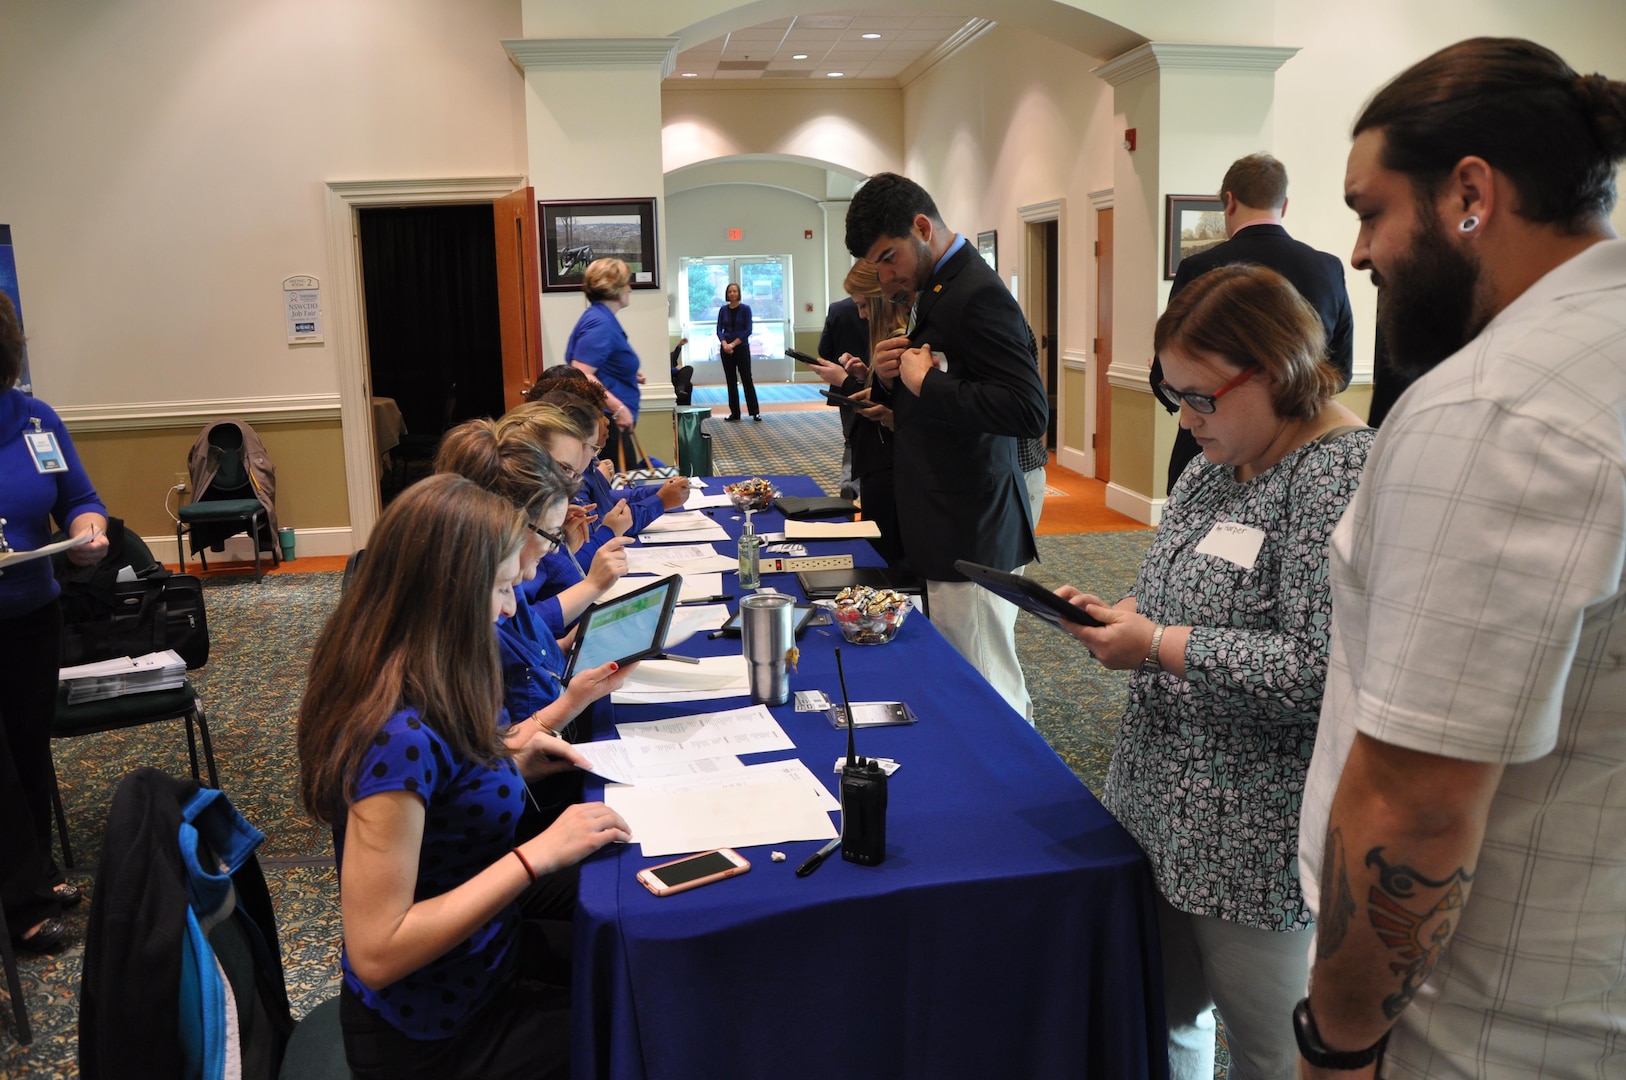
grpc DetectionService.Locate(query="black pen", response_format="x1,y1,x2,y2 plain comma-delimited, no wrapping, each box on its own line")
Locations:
678,594,733,605
796,835,842,878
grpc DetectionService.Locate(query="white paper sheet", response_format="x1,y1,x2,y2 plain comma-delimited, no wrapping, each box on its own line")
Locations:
784,519,882,540
625,545,739,576
637,526,732,545
598,572,723,604
611,654,750,703
685,491,734,509
614,703,793,763
0,529,92,569
577,740,745,785
663,603,730,645
605,761,840,856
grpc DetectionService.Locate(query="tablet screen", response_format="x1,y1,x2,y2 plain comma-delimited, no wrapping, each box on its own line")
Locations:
568,575,681,678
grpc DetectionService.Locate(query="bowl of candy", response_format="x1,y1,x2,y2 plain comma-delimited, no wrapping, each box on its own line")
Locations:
724,477,779,514
829,586,913,645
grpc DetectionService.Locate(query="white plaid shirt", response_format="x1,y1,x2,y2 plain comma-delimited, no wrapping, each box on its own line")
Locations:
1301,239,1626,1079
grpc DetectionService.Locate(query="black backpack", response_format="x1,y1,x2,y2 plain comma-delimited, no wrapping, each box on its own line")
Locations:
54,518,211,670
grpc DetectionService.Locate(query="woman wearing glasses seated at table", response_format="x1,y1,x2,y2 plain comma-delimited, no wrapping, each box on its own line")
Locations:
298,475,631,1080
1054,264,1371,1080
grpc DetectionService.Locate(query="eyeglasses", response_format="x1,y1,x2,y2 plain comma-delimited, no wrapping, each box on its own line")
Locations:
1155,365,1258,414
530,524,567,555
552,458,583,482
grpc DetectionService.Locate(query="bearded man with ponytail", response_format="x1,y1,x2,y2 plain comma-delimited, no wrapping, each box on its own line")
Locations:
1296,38,1626,1080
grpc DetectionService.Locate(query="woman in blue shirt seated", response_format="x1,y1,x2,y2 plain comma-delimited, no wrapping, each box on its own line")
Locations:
298,474,631,1080
715,282,759,421
567,258,645,470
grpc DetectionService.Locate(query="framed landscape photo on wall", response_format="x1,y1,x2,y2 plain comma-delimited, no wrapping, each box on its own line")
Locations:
539,198,659,293
1164,195,1226,280
977,230,998,271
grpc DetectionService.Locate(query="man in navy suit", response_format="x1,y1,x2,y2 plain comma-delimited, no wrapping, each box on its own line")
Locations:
845,173,1049,720
1153,154,1354,491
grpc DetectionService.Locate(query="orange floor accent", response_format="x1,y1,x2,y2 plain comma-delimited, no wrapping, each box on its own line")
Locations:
166,554,350,577
1036,458,1150,535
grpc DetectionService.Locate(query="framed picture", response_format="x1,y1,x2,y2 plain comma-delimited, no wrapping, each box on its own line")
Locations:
977,230,998,271
1164,195,1226,280
539,198,660,293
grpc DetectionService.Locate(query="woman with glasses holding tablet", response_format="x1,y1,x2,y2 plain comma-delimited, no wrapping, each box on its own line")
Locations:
298,474,630,1080
1053,264,1370,1080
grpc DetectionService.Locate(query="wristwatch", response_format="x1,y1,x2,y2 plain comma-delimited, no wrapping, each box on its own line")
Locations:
1293,997,1389,1070
1139,624,1166,674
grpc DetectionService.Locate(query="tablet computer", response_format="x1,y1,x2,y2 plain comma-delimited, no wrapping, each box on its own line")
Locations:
952,559,1103,630
716,604,819,637
564,574,682,681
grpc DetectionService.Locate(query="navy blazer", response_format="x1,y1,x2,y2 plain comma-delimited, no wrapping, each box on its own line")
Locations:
892,241,1048,580
1152,223,1355,489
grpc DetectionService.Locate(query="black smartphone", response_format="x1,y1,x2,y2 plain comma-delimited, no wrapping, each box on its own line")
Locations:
786,347,824,366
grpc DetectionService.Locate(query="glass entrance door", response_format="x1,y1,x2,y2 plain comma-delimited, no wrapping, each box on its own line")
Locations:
679,255,792,364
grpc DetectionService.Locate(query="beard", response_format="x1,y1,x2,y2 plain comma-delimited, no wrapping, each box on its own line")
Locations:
886,237,935,305
1374,215,1488,380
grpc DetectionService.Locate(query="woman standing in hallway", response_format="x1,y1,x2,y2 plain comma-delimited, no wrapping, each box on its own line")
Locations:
716,282,758,421
567,258,644,470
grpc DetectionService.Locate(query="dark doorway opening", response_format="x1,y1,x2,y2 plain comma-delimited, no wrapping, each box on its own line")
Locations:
359,204,505,503
1043,219,1059,450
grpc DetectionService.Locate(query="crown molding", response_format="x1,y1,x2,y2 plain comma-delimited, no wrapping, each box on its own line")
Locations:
57,394,342,433
1088,188,1114,210
504,38,680,78
1093,43,1299,86
899,19,997,87
663,77,899,92
1108,361,1155,392
1018,198,1063,224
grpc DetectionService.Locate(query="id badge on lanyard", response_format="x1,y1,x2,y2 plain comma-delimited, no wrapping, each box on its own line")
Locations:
24,419,68,474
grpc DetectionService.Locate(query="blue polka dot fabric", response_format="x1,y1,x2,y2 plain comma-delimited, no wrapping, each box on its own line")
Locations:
497,596,567,728
336,707,527,1039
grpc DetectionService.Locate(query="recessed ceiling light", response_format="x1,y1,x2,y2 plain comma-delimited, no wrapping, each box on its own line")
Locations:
792,53,809,60
826,71,844,77
680,72,699,77
861,32,881,39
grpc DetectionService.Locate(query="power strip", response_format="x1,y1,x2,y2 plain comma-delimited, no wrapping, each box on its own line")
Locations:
760,554,855,574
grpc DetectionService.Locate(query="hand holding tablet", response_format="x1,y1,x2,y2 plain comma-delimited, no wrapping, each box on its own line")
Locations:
953,560,1104,631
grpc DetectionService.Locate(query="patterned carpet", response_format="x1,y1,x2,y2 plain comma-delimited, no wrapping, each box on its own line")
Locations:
1,424,1193,1076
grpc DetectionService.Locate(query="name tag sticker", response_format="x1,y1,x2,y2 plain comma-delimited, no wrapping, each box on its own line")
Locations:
1195,521,1265,569
25,430,68,474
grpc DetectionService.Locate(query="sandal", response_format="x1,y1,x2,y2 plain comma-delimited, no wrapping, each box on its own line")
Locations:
15,917,67,955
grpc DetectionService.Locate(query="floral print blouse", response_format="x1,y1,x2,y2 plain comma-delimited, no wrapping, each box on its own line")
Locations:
1102,428,1374,931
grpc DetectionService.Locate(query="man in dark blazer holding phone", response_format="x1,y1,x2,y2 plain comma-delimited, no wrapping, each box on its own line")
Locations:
1153,154,1354,491
845,173,1049,720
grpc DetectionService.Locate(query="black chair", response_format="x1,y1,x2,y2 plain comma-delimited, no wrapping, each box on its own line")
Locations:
177,423,270,582
0,903,30,1046
389,380,457,492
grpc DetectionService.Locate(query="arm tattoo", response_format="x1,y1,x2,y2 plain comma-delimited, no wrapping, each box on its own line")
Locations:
1317,827,1359,958
1364,847,1474,1020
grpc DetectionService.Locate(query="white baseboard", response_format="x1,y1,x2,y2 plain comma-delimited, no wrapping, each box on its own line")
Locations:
1057,445,1091,477
1105,482,1164,526
149,526,354,566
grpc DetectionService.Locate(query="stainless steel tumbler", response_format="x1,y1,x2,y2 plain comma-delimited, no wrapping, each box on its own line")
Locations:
739,593,794,706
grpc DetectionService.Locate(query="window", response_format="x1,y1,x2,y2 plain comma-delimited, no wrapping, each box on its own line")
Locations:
679,255,793,363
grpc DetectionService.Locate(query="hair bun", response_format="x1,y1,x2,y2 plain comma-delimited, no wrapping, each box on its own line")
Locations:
1576,73,1626,158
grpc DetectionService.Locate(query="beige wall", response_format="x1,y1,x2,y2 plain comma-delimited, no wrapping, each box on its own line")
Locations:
71,418,349,542
662,87,903,178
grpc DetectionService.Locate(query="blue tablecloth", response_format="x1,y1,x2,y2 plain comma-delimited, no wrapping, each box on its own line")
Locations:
573,477,1168,1080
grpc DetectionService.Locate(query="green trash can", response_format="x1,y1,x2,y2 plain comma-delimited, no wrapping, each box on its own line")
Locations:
674,406,712,477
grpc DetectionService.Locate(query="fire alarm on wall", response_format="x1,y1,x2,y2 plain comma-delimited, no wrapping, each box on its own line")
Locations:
1123,128,1137,152
804,229,814,240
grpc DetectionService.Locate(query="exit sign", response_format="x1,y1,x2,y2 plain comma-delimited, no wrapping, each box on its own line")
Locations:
727,228,743,241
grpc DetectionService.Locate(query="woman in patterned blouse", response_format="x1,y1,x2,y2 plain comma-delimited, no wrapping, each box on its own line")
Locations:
1055,264,1373,1080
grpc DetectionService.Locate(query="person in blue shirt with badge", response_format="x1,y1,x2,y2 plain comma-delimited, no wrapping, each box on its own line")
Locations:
298,474,630,1080
567,258,645,471
0,291,106,954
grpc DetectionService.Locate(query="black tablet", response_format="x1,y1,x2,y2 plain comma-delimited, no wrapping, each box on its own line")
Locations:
717,604,818,637
786,347,823,366
564,574,682,681
953,559,1104,630
819,388,863,406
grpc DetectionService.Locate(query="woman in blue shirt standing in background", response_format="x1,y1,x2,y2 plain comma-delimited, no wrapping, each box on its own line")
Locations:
0,292,106,953
716,282,758,421
566,258,645,471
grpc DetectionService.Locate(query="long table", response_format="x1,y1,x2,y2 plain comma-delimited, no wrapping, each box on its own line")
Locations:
572,476,1168,1080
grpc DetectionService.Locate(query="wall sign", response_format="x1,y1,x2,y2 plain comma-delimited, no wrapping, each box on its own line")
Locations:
284,275,324,344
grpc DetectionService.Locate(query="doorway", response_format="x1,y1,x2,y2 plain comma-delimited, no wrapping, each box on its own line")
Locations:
677,254,795,384
1022,212,1061,455
359,205,505,502
1095,206,1114,482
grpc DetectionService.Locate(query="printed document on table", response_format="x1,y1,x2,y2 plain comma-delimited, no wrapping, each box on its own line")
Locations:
599,572,723,604
784,519,882,540
685,490,733,509
611,655,749,704
577,740,745,786
605,765,839,856
614,704,793,764
625,545,739,576
663,603,730,645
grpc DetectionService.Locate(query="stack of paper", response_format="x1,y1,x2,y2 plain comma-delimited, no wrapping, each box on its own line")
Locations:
580,706,840,856
637,512,731,544
625,544,739,576
60,649,186,703
612,655,749,704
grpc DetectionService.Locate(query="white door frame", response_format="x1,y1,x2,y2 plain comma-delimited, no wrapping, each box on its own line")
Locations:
323,176,525,547
1016,198,1066,469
